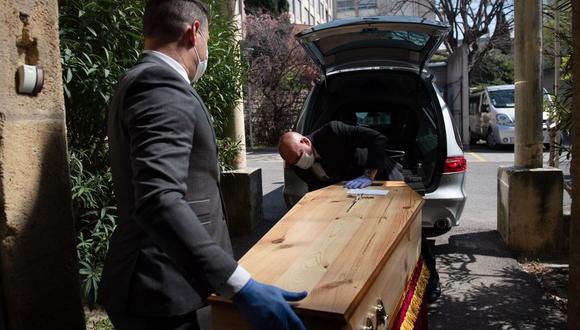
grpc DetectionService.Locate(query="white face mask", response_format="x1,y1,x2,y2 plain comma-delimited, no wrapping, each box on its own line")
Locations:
192,31,208,83
295,151,315,169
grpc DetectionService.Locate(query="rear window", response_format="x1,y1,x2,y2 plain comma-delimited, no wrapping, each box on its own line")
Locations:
355,112,392,127
317,30,432,56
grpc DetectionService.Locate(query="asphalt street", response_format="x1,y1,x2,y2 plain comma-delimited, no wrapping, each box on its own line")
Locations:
238,145,568,329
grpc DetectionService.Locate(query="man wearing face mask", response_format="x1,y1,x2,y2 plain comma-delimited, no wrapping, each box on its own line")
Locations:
279,121,441,304
279,121,404,191
100,1,307,329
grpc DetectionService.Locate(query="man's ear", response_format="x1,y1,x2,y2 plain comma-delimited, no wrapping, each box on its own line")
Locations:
187,20,202,46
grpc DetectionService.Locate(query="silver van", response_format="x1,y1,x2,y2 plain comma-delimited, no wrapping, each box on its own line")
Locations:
283,16,467,230
468,84,551,148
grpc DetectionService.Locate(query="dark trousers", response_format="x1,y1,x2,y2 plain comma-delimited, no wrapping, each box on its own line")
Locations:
421,234,438,280
107,306,211,330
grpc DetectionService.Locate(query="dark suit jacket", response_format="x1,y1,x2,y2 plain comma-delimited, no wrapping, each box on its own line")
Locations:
296,121,402,191
99,54,237,317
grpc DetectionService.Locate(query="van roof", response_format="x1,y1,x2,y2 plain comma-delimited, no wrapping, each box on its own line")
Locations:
470,84,514,94
485,84,515,91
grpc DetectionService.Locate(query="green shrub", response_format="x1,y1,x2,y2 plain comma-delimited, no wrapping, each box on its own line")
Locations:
544,0,573,136
60,0,145,172
196,1,247,142
217,138,242,171
197,1,246,168
70,150,117,307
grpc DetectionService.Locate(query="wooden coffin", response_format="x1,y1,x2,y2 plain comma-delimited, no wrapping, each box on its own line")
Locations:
210,182,424,330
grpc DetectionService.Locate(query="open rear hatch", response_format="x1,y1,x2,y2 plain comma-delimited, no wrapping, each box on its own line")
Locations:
296,16,449,76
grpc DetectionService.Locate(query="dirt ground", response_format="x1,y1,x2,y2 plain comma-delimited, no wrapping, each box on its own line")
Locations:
521,262,569,314
84,308,112,330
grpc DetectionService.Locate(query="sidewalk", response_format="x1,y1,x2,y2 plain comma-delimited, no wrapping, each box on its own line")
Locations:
238,150,567,329
429,229,566,329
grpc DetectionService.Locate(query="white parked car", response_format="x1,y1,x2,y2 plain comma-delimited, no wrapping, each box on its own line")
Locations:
468,84,551,148
283,16,467,230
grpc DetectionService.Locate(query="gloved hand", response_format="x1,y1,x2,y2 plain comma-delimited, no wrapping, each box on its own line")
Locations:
345,175,373,189
233,279,308,330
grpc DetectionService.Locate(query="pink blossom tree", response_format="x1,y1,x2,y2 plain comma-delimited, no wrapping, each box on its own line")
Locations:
243,13,318,146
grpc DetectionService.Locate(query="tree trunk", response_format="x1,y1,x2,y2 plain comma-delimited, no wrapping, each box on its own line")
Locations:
222,0,247,169
222,0,237,18
514,0,544,168
549,0,562,168
569,1,580,328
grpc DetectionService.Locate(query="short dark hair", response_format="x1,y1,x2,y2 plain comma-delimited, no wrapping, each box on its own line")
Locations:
144,0,209,43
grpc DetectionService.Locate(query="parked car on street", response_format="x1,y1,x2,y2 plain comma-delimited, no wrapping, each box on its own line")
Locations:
283,16,467,230
468,84,551,148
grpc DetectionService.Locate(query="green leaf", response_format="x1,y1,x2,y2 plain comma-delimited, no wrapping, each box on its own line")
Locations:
65,68,73,83
86,26,97,37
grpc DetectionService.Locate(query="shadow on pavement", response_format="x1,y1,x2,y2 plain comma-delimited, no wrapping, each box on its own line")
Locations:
463,144,516,154
429,230,566,329
230,186,287,260
434,230,514,258
464,143,553,154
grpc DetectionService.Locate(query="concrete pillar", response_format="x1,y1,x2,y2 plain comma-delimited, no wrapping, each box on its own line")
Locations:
220,0,262,235
514,0,544,168
568,2,580,328
224,0,247,170
0,1,85,329
221,168,263,236
498,0,564,257
497,167,565,255
227,103,248,169
446,45,469,143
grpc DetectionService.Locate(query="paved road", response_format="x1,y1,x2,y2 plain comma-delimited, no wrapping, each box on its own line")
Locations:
230,150,286,259
240,145,567,329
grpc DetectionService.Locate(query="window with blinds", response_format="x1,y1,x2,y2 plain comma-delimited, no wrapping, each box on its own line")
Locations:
336,0,378,11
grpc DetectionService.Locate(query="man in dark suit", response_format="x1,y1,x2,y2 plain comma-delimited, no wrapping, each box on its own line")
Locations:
100,1,307,329
278,120,441,303
278,121,403,190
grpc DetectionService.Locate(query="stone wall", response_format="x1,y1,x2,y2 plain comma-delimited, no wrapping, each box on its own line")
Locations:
0,1,85,329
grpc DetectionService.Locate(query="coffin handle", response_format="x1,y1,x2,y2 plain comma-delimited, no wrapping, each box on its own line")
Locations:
375,299,388,330
362,316,374,330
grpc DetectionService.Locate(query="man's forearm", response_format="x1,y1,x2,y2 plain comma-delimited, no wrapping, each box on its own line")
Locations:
364,168,378,180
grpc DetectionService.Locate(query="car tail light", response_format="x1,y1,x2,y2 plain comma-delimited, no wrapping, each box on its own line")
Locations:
444,156,467,173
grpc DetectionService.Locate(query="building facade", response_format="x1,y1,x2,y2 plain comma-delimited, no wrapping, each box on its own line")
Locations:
289,0,335,25
335,0,433,19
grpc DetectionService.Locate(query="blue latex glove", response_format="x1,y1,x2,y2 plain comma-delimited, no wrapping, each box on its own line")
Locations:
233,279,308,330
345,175,373,189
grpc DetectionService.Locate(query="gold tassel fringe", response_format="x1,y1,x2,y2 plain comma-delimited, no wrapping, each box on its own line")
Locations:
400,262,431,330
